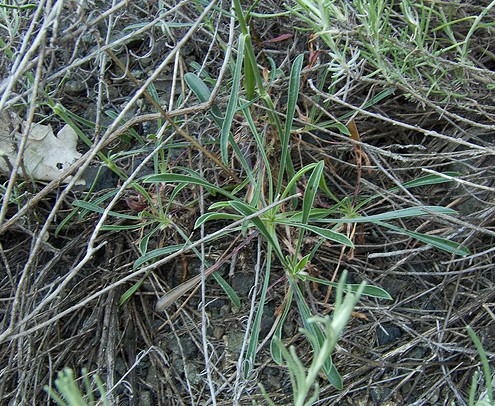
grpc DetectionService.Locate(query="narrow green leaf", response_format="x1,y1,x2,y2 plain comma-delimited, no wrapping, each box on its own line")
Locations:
184,72,211,102
232,0,248,34
147,82,161,106
74,189,119,220
295,254,311,273
281,162,319,200
276,221,354,247
310,206,458,224
467,325,494,404
166,182,189,213
278,54,304,195
244,50,256,100
302,161,324,224
355,206,458,223
208,201,233,210
229,201,286,264
300,274,392,300
266,56,281,87
229,132,258,187
294,161,325,257
145,173,236,200
139,225,162,255
290,278,342,388
285,54,304,143
244,246,273,379
400,172,460,189
72,200,141,220
221,34,246,163
301,223,353,247
133,244,184,269
270,290,293,365
119,274,147,305
377,221,470,256
52,103,111,165
242,105,274,200
318,173,340,203
194,212,242,229
184,72,223,126
212,272,241,310
358,172,461,208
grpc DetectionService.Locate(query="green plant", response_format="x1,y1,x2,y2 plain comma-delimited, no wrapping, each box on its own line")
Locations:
44,368,108,406
60,0,470,396
0,179,29,209
49,101,128,180
287,0,495,100
258,271,365,406
144,1,469,388
0,2,24,59
467,326,494,406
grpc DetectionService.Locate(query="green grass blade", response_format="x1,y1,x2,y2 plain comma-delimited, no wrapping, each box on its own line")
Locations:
400,172,460,189
212,272,241,310
355,206,457,223
290,278,342,389
72,200,141,220
467,325,494,404
241,105,273,201
277,54,304,194
308,206,458,224
184,72,212,102
469,370,480,406
301,161,324,225
145,173,236,200
51,103,112,166
276,221,354,247
281,162,319,199
166,182,189,213
194,212,242,229
376,221,470,256
184,72,223,126
244,48,256,100
147,82,161,108
294,160,325,257
221,34,246,163
133,244,184,269
299,274,392,300
229,200,285,264
119,273,148,305
460,0,495,63
93,373,108,406
232,0,248,34
139,225,162,255
244,246,272,379
357,172,460,208
270,290,293,365
228,132,258,187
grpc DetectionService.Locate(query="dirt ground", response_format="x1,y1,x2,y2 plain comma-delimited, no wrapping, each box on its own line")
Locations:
1,1,495,405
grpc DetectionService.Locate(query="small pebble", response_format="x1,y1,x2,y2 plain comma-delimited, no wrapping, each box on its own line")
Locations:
213,326,225,340
376,323,402,346
64,80,86,96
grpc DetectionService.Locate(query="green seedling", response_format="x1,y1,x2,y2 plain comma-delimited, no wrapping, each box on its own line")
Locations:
44,368,108,406
467,326,494,406
259,271,365,406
